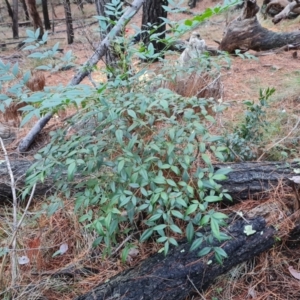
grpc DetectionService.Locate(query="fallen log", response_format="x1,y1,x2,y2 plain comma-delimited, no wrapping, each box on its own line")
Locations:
1,160,299,201
219,0,300,53
76,216,276,300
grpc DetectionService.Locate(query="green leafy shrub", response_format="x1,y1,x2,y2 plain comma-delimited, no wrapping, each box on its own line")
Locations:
222,88,275,161
4,0,241,262
27,68,232,258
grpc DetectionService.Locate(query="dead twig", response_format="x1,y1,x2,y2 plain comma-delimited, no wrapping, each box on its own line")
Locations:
0,137,36,287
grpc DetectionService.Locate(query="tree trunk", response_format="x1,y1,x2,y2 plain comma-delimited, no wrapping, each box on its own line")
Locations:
1,160,299,201
25,0,44,39
141,0,167,60
75,216,277,300
42,0,51,30
63,0,74,44
12,0,19,38
20,0,30,21
219,0,300,53
4,0,14,21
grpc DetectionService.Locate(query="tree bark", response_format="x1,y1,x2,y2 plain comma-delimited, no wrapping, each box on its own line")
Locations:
214,161,300,201
20,0,30,21
63,0,74,44
4,0,13,21
1,160,299,201
42,0,51,30
219,0,300,53
76,216,276,300
12,0,19,38
141,0,168,60
25,0,44,39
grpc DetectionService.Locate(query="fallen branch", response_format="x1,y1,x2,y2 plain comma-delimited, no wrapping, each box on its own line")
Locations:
17,112,53,153
272,0,300,23
70,0,145,85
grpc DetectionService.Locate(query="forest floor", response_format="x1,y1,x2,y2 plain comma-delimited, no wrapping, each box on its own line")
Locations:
1,0,300,299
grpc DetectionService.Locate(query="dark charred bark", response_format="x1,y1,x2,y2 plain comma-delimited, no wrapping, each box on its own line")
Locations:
141,0,168,60
1,160,299,201
214,161,300,201
12,0,19,38
20,0,30,21
63,0,74,44
76,216,276,300
42,0,51,30
219,0,300,53
25,0,44,39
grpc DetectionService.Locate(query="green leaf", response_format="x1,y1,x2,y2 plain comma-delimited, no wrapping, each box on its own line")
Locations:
166,179,177,187
127,109,137,118
115,129,123,144
140,228,154,241
211,218,220,240
12,63,19,77
170,224,182,234
186,222,194,243
171,209,184,219
214,247,228,258
169,128,175,140
67,161,76,181
148,214,162,222
118,160,125,173
198,246,211,257
186,204,198,215
204,195,222,202
190,237,203,252
164,240,169,256
212,212,228,220
171,165,180,175
200,215,210,225
154,224,167,231
201,153,211,166
153,176,166,184
212,174,227,181
169,237,178,247
184,19,193,26
157,236,168,243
